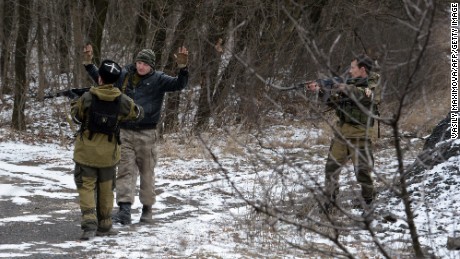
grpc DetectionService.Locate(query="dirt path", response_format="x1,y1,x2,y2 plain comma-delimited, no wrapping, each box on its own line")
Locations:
0,157,243,258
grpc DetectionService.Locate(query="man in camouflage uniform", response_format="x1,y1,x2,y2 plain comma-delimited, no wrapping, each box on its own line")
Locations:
308,54,380,213
72,60,143,240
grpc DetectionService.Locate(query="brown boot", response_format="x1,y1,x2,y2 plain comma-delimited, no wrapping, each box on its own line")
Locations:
140,205,154,224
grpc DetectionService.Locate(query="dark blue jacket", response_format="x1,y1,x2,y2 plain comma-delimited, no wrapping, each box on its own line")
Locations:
85,63,188,130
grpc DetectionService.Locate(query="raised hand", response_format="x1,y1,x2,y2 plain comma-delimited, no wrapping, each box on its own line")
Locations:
83,44,93,65
174,46,189,68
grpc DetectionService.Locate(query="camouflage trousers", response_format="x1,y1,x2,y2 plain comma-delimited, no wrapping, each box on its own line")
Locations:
116,128,158,206
74,164,115,232
324,137,375,202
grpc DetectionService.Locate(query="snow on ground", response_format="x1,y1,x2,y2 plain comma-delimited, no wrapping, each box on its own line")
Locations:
1,97,460,258
0,139,256,258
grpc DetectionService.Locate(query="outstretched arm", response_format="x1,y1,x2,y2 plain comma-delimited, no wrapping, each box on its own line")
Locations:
157,46,190,92
82,43,99,84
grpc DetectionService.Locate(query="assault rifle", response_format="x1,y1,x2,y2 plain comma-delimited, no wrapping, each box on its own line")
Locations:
44,87,91,99
307,77,368,104
281,76,367,92
310,76,380,137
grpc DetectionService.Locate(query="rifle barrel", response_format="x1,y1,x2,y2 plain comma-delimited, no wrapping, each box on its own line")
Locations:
44,87,91,99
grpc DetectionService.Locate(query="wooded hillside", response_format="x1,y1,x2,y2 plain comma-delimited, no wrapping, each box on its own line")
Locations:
0,0,451,135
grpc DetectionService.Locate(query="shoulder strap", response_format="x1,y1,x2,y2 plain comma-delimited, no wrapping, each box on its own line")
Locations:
121,74,130,93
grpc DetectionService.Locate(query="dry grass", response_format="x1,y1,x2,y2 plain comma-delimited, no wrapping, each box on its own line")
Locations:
384,88,450,137
219,133,248,157
159,133,211,160
158,100,444,162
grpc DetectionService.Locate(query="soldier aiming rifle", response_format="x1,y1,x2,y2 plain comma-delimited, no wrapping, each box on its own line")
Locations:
305,54,380,215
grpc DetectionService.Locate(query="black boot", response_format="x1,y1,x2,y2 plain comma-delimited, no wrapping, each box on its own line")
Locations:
112,202,131,225
140,205,154,224
80,230,96,241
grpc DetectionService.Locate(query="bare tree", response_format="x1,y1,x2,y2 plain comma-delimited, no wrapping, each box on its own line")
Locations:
12,0,31,130
34,0,48,100
1,0,15,96
134,0,155,52
193,0,234,131
70,0,89,88
56,1,72,74
87,0,109,65
162,3,194,133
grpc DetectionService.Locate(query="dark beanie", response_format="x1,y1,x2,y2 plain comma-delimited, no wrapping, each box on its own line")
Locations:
99,59,121,84
135,49,155,68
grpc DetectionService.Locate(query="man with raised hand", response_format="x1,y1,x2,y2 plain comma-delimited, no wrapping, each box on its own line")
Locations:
83,44,189,225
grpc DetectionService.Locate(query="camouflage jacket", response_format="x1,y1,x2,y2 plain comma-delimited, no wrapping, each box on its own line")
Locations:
334,72,380,138
71,85,144,168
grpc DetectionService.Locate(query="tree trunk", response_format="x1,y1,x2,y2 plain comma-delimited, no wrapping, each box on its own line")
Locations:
194,0,232,131
36,1,46,101
57,1,71,73
162,4,188,133
1,0,15,96
70,0,92,88
12,0,31,131
134,0,154,51
87,0,109,65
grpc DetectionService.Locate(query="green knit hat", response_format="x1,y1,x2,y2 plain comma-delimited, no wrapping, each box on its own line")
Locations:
135,49,155,68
